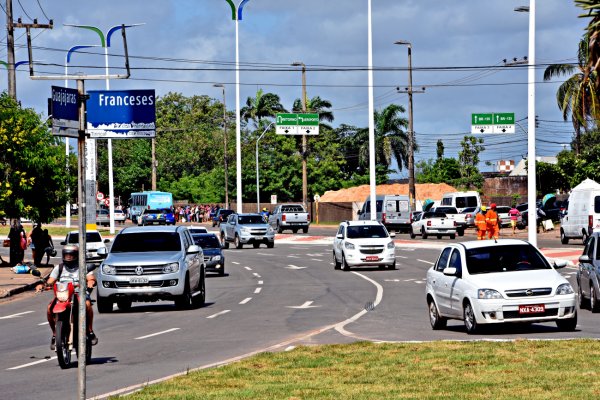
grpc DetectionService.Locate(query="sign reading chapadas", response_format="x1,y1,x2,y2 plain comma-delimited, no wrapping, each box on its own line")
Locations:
86,89,156,138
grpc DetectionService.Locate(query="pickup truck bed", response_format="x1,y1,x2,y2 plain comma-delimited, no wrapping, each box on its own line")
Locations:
268,204,310,233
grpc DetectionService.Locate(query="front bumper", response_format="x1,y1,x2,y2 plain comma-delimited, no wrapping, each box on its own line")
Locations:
344,249,396,267
470,295,577,325
97,271,185,301
239,234,275,244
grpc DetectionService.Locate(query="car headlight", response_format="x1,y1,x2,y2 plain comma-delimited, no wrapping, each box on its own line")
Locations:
387,241,395,249
344,242,355,250
241,227,250,234
478,289,503,299
162,262,180,273
212,255,222,261
556,283,574,295
102,264,116,275
267,227,275,234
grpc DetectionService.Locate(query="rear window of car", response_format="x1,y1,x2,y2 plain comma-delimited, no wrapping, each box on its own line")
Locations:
495,207,510,213
281,205,304,213
435,207,457,214
456,196,478,208
192,234,221,248
465,244,550,274
145,209,164,214
68,232,102,243
595,196,600,213
347,225,388,239
111,232,181,253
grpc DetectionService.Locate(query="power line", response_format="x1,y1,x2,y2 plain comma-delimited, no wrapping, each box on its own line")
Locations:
16,0,33,21
36,0,50,21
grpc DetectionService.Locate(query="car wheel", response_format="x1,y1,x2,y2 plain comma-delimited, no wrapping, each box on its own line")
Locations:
292,228,298,234
253,243,260,248
560,229,569,244
578,283,589,309
421,227,428,240
450,234,456,240
341,253,350,271
582,231,589,245
457,228,464,237
428,299,447,330
437,235,442,239
388,260,396,270
175,276,192,310
591,285,600,313
235,235,243,249
96,294,113,314
410,229,416,239
221,233,229,249
277,223,283,234
192,270,206,307
117,299,132,312
267,242,274,248
556,311,577,331
463,301,478,334
302,227,308,233
218,266,225,276
333,252,341,270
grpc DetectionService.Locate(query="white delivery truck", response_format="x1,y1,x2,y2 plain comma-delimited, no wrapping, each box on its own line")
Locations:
358,194,412,233
440,191,481,213
560,179,600,244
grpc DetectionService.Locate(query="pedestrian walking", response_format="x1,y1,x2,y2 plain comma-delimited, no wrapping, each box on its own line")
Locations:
475,206,487,240
8,219,26,267
42,229,55,265
486,203,500,240
508,204,521,235
29,223,45,267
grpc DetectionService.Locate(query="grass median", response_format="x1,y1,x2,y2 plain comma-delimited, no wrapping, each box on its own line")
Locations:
122,339,600,399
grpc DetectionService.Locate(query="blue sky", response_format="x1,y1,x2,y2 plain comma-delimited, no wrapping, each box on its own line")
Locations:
0,1,587,178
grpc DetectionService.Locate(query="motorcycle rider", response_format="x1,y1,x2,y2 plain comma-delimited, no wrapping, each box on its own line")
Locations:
36,244,98,350
260,207,270,222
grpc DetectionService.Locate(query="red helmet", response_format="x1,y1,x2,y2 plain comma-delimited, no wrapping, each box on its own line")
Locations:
490,203,497,209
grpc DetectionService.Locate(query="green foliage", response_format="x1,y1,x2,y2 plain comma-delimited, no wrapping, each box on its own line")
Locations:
537,161,570,194
416,158,461,184
458,135,485,189
0,92,73,221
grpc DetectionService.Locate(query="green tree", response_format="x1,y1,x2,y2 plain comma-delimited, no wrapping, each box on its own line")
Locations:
575,0,600,91
241,89,286,127
416,158,461,184
436,139,444,160
457,135,485,189
292,96,334,126
543,36,598,153
0,92,73,221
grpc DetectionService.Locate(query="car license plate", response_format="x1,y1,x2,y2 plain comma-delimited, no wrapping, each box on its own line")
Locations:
365,256,379,261
518,304,545,314
129,277,148,284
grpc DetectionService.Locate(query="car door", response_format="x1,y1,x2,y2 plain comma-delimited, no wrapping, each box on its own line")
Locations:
183,230,200,289
580,236,595,298
226,215,236,239
429,248,452,315
333,225,345,262
446,249,465,317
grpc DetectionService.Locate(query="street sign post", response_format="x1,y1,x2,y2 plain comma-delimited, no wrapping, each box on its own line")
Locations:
471,112,515,134
471,113,493,134
51,86,79,138
276,113,319,135
492,113,515,133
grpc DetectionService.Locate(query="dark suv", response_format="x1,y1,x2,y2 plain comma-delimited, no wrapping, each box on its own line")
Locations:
212,209,234,227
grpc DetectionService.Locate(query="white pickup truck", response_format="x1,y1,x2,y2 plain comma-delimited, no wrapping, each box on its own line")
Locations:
429,206,466,236
410,211,457,239
268,204,310,233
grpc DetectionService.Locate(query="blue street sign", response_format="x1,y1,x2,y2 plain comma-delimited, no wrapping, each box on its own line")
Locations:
86,89,156,138
51,86,79,138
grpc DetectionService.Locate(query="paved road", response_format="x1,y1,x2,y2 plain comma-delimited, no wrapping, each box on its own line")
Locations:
0,227,594,399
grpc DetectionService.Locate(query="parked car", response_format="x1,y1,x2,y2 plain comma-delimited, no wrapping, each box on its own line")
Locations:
561,179,600,244
429,206,466,236
187,226,208,234
494,206,512,227
426,239,577,334
162,208,176,225
96,209,110,226
409,211,422,224
332,220,396,271
138,209,168,226
268,204,310,233
357,194,413,233
95,225,205,312
212,209,234,227
61,230,110,264
410,211,457,240
220,213,275,249
461,207,479,227
192,233,225,276
114,209,127,224
577,231,600,311
440,191,481,213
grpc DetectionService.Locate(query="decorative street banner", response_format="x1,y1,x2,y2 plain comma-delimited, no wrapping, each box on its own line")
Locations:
51,86,79,138
276,113,319,135
86,89,156,138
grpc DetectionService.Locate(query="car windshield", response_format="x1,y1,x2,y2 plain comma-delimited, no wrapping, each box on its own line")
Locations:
111,232,181,252
192,234,221,248
68,232,102,243
436,207,457,214
347,225,388,239
465,244,551,275
238,215,265,224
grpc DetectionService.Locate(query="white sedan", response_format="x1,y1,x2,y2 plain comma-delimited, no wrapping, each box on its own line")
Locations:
426,239,577,334
332,220,396,270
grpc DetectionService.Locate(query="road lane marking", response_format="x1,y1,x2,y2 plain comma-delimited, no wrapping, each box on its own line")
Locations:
287,255,300,258
37,322,49,326
244,266,252,271
385,279,401,282
231,262,240,265
253,273,261,278
417,259,434,265
287,265,306,270
258,280,263,285
396,255,407,259
207,310,231,319
256,252,274,256
7,356,57,370
239,297,252,304
135,328,180,340
254,288,262,294
285,346,296,351
0,311,34,320
287,301,319,309
311,258,323,262
335,271,383,337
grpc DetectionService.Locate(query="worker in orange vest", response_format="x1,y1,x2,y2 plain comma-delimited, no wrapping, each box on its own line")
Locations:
475,206,487,240
486,203,500,240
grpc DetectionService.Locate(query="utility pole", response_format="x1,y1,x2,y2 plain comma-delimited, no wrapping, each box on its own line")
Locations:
151,138,157,190
292,61,308,208
214,84,229,209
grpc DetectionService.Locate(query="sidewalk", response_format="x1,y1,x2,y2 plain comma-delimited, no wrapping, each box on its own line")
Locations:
0,263,53,299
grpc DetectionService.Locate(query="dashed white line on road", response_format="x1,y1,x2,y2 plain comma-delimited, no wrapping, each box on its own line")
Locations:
0,311,34,320
7,356,57,370
239,297,252,304
256,252,274,256
37,322,49,326
258,280,263,285
135,328,180,340
311,258,323,262
253,273,261,278
404,278,416,281
244,266,252,271
254,288,262,294
414,281,425,284
287,255,300,258
232,262,240,265
385,279,401,282
396,255,408,259
207,310,231,319
287,265,307,270
399,248,416,251
417,259,435,265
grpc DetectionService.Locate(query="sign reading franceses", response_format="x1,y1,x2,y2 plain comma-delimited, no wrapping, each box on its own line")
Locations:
86,89,156,138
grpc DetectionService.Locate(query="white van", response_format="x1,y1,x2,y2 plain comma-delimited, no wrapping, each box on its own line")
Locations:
357,195,412,232
560,179,600,244
440,191,481,213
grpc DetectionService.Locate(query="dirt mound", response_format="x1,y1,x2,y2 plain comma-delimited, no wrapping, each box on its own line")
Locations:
319,183,458,203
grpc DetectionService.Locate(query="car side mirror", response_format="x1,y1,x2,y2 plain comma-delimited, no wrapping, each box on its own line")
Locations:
104,239,110,243
553,259,568,269
60,241,66,245
443,267,457,276
187,244,202,254
97,247,108,257
336,234,343,239
579,254,591,265
389,232,396,238
357,210,362,215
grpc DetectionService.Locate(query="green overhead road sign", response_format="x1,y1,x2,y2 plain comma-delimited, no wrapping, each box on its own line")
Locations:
276,113,319,135
471,112,515,134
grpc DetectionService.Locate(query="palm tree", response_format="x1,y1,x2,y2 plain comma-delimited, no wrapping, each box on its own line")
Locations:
576,1,600,88
240,89,286,128
292,96,334,128
543,36,599,154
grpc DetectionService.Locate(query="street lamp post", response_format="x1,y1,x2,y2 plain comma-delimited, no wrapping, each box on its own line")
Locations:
515,2,537,246
214,83,229,209
224,0,252,213
66,23,143,233
256,122,275,213
367,0,377,221
395,40,416,212
291,61,308,208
